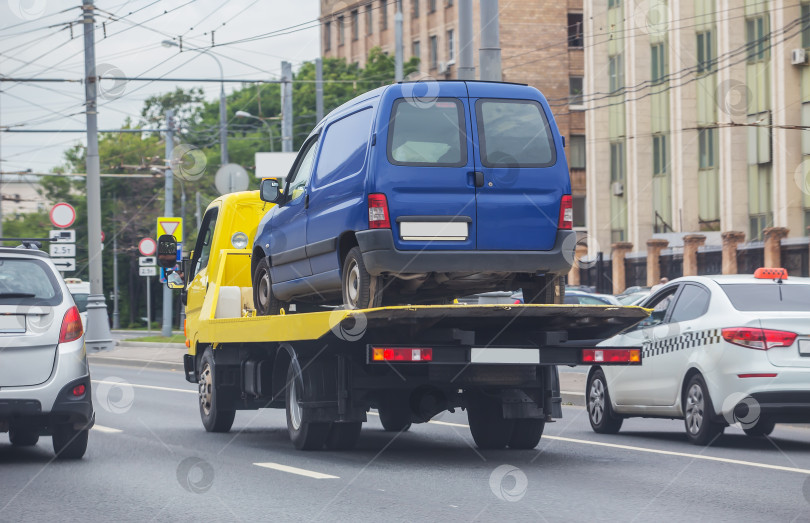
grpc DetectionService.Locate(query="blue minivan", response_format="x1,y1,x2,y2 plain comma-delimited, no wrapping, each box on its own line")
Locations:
252,81,575,312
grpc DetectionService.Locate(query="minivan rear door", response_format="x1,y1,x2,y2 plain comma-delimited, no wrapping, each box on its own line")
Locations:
376,82,478,251
467,84,569,251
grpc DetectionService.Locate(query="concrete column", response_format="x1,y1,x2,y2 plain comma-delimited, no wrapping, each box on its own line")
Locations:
611,242,633,295
646,239,669,287
682,235,707,277
568,243,589,286
763,227,789,268
721,231,746,275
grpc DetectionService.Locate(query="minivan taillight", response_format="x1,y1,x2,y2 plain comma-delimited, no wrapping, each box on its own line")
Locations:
59,306,83,343
558,195,573,230
721,327,797,350
368,193,391,229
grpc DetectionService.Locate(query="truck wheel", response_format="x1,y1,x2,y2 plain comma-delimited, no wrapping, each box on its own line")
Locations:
199,348,236,433
286,359,330,450
253,257,285,315
467,392,515,450
522,275,564,304
508,419,545,449
9,426,39,447
587,369,623,434
52,424,88,459
325,422,362,450
342,247,382,309
378,403,412,432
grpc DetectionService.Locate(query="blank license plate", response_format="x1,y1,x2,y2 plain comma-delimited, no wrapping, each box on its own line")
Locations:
0,314,25,333
799,340,810,356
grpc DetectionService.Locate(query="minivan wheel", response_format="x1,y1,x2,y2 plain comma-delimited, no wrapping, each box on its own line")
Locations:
9,426,39,447
342,247,382,309
253,257,286,315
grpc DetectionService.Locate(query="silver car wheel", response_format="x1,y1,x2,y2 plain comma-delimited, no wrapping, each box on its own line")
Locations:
589,378,605,425
685,383,704,435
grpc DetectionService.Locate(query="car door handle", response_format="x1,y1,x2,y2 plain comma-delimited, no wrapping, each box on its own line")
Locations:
473,171,484,187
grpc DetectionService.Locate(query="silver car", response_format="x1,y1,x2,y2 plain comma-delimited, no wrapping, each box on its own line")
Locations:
0,244,93,459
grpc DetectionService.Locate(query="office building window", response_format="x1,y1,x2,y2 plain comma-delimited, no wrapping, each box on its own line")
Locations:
324,22,331,51
413,0,420,17
573,195,586,228
367,5,373,35
608,0,621,8
746,15,769,62
696,30,715,73
653,134,667,175
569,76,584,106
446,0,454,6
412,40,421,61
338,16,345,45
610,142,625,183
569,135,586,169
447,29,455,61
351,10,359,40
698,128,716,169
651,43,666,83
381,1,388,30
429,0,436,12
430,35,438,69
803,4,810,48
609,54,624,93
568,13,584,47
747,112,772,165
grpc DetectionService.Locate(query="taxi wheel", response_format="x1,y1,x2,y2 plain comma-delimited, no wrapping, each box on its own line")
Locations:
743,418,775,437
52,424,88,460
467,392,515,450
522,276,564,304
286,359,330,450
683,374,725,445
199,348,236,433
508,418,546,449
325,422,362,450
9,426,39,447
587,369,623,434
253,257,286,315
342,247,382,309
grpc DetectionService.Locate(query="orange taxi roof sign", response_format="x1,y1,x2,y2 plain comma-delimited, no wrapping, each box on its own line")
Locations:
754,267,788,280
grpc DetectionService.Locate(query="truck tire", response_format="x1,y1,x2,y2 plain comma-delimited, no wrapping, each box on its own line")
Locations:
378,403,412,432
522,275,564,304
342,247,382,309
286,359,330,450
325,422,362,450
508,419,545,449
52,424,88,459
253,257,286,315
467,392,515,450
199,348,236,433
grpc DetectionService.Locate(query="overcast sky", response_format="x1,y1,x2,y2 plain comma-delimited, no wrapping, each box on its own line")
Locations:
0,0,321,174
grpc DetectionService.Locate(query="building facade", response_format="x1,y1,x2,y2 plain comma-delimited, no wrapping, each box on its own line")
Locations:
320,0,589,228
584,0,809,256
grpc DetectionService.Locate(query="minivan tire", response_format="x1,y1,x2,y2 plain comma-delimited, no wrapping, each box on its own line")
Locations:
253,257,285,315
342,247,382,309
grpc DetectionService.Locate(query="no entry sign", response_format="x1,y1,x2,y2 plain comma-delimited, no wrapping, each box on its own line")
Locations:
49,203,76,228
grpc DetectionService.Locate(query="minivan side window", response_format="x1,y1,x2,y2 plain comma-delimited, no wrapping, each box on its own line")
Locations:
286,139,319,202
387,97,467,167
475,99,556,168
314,108,373,187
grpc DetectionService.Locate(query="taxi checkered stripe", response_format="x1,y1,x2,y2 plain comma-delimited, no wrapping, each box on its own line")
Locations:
642,328,722,358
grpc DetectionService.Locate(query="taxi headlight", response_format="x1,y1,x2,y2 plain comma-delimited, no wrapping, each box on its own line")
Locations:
231,232,249,249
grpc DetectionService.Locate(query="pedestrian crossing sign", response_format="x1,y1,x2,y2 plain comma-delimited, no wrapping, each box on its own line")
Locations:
157,217,183,241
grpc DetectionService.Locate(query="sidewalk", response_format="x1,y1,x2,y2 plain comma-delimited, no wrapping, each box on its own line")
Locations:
88,343,587,406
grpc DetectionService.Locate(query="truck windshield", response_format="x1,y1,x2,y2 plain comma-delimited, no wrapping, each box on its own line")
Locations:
475,99,556,168
387,98,466,166
720,283,810,312
0,258,62,306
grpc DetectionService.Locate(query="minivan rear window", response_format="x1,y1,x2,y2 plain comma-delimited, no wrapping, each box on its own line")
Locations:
475,99,556,168
387,98,467,166
0,258,62,306
720,284,810,312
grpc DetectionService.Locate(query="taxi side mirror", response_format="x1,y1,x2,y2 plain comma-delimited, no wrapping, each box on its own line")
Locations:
260,178,281,203
157,234,178,269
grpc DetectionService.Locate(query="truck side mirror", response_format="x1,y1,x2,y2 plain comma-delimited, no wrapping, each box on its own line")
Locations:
260,178,281,203
157,234,178,269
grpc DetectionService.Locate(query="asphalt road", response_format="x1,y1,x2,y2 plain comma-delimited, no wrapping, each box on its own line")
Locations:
2,363,810,522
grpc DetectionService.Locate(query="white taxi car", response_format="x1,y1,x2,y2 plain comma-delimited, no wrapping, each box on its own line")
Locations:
587,268,810,445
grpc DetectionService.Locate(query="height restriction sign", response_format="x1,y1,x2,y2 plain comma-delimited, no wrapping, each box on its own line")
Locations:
156,217,183,241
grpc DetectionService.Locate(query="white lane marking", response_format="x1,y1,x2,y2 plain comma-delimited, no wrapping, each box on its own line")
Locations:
92,425,122,434
254,462,339,479
428,419,469,428
92,380,196,394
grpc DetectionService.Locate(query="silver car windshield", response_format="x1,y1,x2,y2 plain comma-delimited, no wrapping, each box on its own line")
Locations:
0,258,62,306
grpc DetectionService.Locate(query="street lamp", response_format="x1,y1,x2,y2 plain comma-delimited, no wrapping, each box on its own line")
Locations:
235,110,277,153
161,40,229,165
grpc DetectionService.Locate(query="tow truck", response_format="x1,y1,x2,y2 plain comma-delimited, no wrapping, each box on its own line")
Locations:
158,191,649,450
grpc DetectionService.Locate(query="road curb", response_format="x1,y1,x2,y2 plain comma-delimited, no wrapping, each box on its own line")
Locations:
116,341,186,349
88,356,183,371
561,391,585,407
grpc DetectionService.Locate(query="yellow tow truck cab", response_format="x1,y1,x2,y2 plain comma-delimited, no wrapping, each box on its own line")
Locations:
166,191,649,450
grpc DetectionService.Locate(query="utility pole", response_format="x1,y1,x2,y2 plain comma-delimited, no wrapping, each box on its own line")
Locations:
315,57,324,123
112,199,119,330
162,109,174,338
219,79,228,164
82,0,113,352
280,61,293,153
458,0,475,80
395,0,404,81
479,0,502,81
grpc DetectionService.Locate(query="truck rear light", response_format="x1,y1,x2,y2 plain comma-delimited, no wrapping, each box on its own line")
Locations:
368,193,391,229
721,327,797,350
59,306,83,343
558,195,573,230
582,348,640,363
371,347,433,362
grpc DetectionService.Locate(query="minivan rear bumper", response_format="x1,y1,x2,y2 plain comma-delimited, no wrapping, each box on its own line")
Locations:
356,229,576,276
